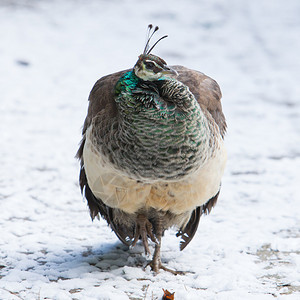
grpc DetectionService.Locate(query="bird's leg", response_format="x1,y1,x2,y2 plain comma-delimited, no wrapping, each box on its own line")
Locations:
131,214,157,255
147,216,185,275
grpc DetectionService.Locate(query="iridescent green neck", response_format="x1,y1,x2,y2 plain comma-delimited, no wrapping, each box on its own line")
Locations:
114,71,190,121
115,71,140,97
115,70,164,119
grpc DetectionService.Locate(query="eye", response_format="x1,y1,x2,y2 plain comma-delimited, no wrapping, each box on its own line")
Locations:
145,61,155,69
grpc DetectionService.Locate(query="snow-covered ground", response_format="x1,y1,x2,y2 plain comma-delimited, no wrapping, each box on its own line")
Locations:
1,0,299,299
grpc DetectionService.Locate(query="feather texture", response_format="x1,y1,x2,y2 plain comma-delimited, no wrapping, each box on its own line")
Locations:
77,63,226,269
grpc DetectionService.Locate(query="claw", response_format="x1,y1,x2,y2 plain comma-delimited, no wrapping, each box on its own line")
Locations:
130,214,187,275
146,259,186,275
131,214,157,255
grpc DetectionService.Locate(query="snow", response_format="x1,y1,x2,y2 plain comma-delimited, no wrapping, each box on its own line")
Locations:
1,0,299,299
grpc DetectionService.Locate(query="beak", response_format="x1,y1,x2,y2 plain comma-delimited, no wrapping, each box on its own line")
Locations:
162,65,178,76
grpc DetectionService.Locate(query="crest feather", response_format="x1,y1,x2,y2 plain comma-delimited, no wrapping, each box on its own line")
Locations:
143,24,168,55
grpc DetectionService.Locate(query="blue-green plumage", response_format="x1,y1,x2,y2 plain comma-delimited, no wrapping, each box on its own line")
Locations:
115,71,140,96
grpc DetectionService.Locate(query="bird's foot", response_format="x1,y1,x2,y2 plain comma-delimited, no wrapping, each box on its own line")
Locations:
131,214,157,255
146,258,186,275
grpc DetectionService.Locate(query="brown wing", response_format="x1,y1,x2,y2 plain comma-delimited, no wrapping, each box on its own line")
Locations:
176,191,220,251
173,65,227,138
76,68,131,169
76,69,131,240
77,68,131,149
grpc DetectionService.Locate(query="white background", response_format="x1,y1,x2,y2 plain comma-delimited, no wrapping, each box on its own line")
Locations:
1,0,299,299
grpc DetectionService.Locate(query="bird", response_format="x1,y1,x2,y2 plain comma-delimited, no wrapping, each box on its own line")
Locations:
76,25,227,274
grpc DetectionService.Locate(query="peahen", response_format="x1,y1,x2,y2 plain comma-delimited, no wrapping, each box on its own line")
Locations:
76,25,227,274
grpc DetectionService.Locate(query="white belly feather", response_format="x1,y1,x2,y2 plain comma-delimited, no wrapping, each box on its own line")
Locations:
83,126,227,215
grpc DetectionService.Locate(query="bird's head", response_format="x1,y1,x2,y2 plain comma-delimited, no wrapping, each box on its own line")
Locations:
134,53,177,81
133,25,178,81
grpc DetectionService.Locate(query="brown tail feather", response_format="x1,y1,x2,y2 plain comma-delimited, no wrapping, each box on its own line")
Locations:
177,190,220,251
